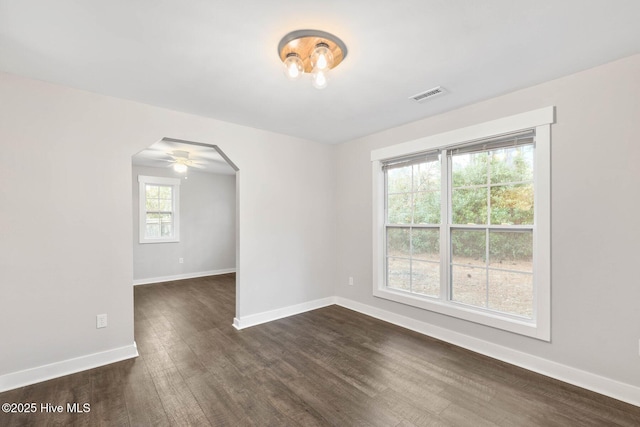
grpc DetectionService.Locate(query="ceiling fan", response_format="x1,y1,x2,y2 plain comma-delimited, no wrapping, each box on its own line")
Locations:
164,150,206,173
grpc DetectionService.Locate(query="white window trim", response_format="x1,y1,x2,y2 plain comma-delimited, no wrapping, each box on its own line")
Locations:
138,175,181,244
371,106,554,341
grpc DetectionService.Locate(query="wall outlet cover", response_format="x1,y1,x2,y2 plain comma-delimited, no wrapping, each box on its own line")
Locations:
96,314,108,329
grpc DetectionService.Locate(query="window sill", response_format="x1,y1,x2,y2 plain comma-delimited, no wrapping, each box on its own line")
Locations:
373,286,549,341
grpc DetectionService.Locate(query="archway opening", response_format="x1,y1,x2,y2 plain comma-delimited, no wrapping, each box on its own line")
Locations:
131,137,240,326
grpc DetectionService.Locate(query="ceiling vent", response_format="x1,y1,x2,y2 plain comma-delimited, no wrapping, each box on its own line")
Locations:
410,86,446,102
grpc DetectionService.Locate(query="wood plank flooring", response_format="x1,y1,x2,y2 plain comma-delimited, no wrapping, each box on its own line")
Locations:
1,273,639,426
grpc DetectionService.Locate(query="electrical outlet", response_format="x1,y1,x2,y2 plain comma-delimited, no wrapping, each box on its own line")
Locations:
179,258,184,264
348,276,354,286
96,314,108,329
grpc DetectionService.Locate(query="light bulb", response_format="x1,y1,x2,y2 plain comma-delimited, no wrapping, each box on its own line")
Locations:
173,163,188,173
316,54,327,70
283,53,304,80
311,43,333,71
311,67,328,90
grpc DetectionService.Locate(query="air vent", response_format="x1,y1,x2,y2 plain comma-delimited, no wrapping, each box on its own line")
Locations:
410,86,446,102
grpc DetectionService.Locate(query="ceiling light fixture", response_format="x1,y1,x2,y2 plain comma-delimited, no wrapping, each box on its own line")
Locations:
173,162,188,173
171,150,190,173
278,30,347,90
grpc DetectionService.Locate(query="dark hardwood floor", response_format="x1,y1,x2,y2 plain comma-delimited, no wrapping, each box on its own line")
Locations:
1,274,639,426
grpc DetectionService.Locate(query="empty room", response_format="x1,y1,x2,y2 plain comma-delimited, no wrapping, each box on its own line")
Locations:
1,1,639,426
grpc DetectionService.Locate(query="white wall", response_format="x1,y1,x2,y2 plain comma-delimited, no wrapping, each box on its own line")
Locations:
334,54,640,389
132,165,236,282
2,52,639,400
0,71,335,387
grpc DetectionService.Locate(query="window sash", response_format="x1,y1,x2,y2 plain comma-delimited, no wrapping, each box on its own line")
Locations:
382,131,537,320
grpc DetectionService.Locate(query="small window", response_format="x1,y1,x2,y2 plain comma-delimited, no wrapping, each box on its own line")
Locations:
138,175,180,243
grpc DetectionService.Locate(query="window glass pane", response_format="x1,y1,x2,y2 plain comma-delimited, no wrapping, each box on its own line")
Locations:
387,257,410,291
146,198,159,210
489,230,533,272
490,145,533,184
451,265,486,308
158,185,172,199
145,213,160,238
146,184,159,198
452,152,488,187
451,188,487,225
387,228,410,258
413,191,440,224
451,229,485,266
161,223,172,237
411,260,440,297
413,161,440,192
158,199,172,212
146,224,160,238
490,184,533,225
387,166,412,194
412,228,439,261
387,193,412,224
488,271,533,318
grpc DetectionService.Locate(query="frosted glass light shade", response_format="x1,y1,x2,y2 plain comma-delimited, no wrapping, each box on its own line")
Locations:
173,163,188,173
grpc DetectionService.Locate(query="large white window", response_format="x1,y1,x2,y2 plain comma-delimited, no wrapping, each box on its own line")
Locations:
138,175,180,244
372,107,553,340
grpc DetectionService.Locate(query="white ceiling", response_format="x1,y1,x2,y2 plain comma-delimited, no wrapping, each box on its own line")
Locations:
132,139,236,175
1,1,639,144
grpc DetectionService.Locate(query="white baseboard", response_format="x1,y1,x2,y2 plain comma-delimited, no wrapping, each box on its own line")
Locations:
334,296,640,407
5,296,637,407
133,268,236,286
0,343,139,393
233,297,334,330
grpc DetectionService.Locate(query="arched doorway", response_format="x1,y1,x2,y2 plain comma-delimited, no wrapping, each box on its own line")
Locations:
131,137,240,325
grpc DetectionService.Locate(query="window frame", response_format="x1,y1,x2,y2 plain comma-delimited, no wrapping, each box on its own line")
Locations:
138,175,181,244
371,107,553,340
